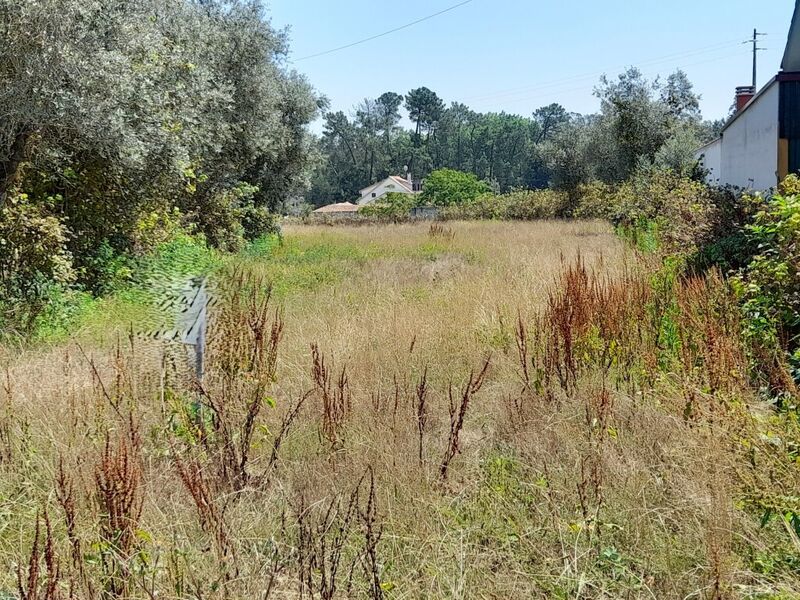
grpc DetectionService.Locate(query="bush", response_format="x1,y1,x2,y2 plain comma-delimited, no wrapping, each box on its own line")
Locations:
419,169,491,207
574,169,721,254
241,205,281,242
503,190,568,220
358,192,417,219
732,187,800,391
573,181,619,220
0,192,74,331
441,190,568,220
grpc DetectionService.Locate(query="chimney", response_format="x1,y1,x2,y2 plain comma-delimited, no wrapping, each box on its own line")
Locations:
735,85,756,112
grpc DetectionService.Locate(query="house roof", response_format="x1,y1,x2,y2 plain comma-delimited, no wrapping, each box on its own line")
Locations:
313,202,359,213
698,3,800,153
783,0,800,71
358,175,414,196
388,175,414,192
696,137,722,153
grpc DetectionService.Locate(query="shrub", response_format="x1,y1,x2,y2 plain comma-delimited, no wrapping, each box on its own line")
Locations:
419,169,491,207
241,205,281,242
732,187,800,391
573,181,619,220
133,207,185,255
503,189,568,220
441,190,568,221
358,192,417,219
440,194,504,220
574,169,721,254
0,192,74,331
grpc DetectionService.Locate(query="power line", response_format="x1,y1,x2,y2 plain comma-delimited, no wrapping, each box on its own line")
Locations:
293,0,474,62
464,39,745,104
468,48,752,110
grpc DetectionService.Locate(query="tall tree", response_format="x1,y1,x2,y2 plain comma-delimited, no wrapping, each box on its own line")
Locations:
1,0,320,277
405,87,445,143
661,70,702,123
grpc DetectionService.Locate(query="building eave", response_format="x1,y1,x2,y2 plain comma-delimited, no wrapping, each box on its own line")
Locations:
696,137,722,153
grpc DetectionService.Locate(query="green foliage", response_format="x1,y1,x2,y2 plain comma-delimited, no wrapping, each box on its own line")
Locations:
441,189,568,220
545,68,714,196
241,205,281,243
0,192,74,332
0,0,313,337
419,169,491,207
358,192,417,219
574,169,721,253
308,95,570,206
732,188,800,386
0,0,316,292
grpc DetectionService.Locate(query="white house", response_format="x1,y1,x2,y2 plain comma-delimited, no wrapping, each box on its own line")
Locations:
356,175,420,206
696,1,800,190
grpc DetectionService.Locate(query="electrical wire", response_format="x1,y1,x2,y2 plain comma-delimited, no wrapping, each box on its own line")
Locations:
468,48,752,110
464,39,746,104
293,0,474,62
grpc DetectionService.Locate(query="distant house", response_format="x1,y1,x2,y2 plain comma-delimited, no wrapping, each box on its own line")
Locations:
696,1,800,190
356,175,421,206
311,202,360,218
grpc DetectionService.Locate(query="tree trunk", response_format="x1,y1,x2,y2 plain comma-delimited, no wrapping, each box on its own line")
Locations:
368,149,374,183
0,130,34,206
456,128,462,170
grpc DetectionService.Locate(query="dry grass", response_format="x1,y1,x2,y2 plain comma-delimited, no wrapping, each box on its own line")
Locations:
0,220,798,599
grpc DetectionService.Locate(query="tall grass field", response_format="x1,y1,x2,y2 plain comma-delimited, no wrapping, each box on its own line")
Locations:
1,221,798,599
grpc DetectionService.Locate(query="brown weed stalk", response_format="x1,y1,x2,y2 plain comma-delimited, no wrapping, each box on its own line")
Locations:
174,455,237,578
17,511,61,600
440,357,490,480
188,267,284,492
94,416,144,598
415,366,430,467
312,344,351,452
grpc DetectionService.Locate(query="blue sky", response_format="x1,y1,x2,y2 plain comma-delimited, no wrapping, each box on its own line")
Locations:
268,0,794,124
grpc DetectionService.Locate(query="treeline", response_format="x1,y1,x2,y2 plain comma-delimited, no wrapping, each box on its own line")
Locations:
0,0,733,336
0,0,320,328
309,68,724,205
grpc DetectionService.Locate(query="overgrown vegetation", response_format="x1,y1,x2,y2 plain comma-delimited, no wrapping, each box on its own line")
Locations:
2,220,800,597
0,0,318,333
3,1,800,597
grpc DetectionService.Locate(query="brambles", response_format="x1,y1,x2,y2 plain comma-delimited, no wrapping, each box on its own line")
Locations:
733,188,800,395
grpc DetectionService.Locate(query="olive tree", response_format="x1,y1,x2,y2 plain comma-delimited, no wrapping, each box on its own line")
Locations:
0,0,320,291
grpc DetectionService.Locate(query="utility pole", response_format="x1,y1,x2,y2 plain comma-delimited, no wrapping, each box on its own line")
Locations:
750,29,767,88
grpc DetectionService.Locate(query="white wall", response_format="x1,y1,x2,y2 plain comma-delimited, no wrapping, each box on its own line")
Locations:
719,82,780,190
696,139,722,185
357,178,413,205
